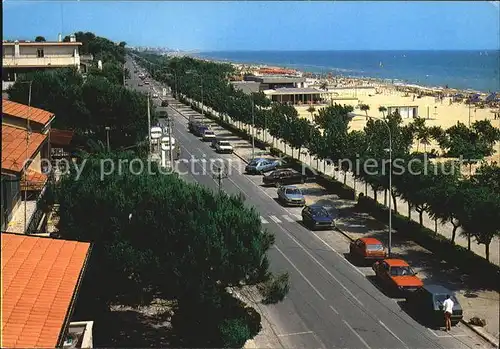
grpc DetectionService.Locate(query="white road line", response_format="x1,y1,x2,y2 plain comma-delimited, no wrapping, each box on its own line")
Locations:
277,224,364,307
309,229,366,278
269,215,282,224
277,331,314,337
283,215,295,222
343,320,372,349
294,214,303,221
260,216,269,224
329,305,339,314
378,320,409,349
275,246,326,300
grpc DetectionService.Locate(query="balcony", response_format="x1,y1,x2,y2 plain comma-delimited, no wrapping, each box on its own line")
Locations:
3,56,80,68
64,321,94,348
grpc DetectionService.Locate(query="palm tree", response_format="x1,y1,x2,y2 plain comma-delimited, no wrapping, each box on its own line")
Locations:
307,105,316,119
378,106,387,118
320,81,328,91
359,104,370,120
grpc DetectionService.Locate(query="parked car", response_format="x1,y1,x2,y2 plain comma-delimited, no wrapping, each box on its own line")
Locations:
372,259,423,296
406,284,463,327
277,185,305,206
138,82,143,87
202,129,216,141
210,138,218,148
152,93,159,98
262,168,306,187
215,140,233,154
301,204,335,230
189,121,210,136
245,158,280,174
349,238,386,262
161,100,169,107
144,81,150,85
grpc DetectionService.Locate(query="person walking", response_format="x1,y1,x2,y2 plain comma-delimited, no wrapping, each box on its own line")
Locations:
443,295,454,331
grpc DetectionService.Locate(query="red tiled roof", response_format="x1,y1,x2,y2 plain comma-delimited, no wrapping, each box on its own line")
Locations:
50,129,75,147
2,99,55,126
385,259,410,267
1,233,91,348
2,125,47,173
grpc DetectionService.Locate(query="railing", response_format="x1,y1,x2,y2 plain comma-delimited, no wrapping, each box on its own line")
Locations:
26,187,49,234
3,56,79,67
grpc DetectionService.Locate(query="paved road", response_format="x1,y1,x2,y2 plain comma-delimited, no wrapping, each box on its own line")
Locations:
125,57,494,349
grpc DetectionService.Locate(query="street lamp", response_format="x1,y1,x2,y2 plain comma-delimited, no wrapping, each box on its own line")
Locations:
366,115,393,257
251,93,255,159
105,126,111,151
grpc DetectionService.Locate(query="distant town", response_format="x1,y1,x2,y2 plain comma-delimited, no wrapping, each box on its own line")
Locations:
128,46,197,56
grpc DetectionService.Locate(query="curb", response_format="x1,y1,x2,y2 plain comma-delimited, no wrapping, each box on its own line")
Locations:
335,225,355,242
460,319,499,348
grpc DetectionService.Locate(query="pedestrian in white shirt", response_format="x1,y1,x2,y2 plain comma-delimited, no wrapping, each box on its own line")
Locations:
443,295,454,331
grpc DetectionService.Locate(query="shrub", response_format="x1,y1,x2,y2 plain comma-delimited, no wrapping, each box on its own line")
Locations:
258,272,290,304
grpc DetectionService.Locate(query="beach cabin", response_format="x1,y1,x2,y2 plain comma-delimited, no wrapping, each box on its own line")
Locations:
387,105,418,119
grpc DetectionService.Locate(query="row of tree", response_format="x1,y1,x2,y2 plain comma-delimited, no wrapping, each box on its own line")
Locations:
55,152,274,347
140,54,500,261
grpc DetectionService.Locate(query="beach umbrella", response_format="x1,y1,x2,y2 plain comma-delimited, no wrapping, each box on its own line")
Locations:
485,92,499,102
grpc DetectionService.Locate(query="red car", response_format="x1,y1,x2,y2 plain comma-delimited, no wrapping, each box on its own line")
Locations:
349,237,386,262
372,259,423,296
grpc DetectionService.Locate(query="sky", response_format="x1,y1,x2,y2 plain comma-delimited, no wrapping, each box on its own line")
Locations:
3,1,499,51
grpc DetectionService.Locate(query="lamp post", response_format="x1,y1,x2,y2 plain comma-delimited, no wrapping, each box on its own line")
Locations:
366,115,393,257
251,93,255,159
24,81,33,233
105,126,110,151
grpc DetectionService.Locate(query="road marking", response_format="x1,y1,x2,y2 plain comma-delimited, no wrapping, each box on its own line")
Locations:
329,305,339,314
294,214,303,221
260,216,269,224
283,215,295,222
343,320,372,349
275,224,364,307
309,229,366,278
277,331,314,337
378,320,409,349
275,245,326,300
269,215,282,224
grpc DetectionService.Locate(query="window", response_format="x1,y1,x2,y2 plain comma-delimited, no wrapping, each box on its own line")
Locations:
37,49,44,58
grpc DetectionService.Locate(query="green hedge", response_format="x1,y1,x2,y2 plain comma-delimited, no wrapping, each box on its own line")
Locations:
357,195,500,290
269,147,355,199
186,100,269,152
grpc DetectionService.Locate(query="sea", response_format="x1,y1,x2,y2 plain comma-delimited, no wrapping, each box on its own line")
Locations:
196,50,500,93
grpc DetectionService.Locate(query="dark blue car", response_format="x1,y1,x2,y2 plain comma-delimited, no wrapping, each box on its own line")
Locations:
301,204,336,230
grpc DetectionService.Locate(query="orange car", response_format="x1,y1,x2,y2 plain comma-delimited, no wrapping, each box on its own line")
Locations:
372,259,423,295
349,237,386,262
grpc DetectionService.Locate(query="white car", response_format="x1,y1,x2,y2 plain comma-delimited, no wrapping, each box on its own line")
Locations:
215,140,233,154
152,93,159,98
202,129,216,141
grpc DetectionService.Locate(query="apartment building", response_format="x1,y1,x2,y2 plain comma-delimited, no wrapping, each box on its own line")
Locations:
1,100,55,233
2,34,83,90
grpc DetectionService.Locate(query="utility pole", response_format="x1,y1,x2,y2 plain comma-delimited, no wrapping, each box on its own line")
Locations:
168,116,174,166
24,81,33,234
213,167,228,193
147,92,152,156
251,93,255,159
105,126,110,151
201,79,204,120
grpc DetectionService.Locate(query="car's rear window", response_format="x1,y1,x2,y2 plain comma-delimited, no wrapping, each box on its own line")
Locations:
366,244,384,251
219,141,230,145
311,207,328,217
286,188,301,195
390,266,414,276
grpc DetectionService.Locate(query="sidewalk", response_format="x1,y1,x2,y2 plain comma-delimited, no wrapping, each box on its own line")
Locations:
179,97,500,346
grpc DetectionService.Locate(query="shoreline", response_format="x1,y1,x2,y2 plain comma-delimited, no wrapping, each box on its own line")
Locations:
194,53,493,96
